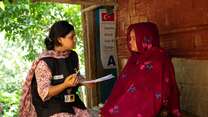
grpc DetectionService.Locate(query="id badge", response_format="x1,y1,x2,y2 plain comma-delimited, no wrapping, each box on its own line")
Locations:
64,94,75,103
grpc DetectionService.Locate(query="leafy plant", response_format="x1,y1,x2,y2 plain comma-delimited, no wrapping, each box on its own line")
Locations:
0,1,84,116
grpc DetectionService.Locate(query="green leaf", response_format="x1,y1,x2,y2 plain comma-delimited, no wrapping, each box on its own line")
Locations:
0,1,5,10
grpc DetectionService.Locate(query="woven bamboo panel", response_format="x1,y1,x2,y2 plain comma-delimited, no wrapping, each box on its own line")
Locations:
116,0,208,59
32,0,115,5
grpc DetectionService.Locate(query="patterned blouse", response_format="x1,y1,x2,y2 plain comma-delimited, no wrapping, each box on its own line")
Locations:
34,60,90,117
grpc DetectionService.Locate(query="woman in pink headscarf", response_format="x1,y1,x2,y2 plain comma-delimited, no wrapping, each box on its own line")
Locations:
100,22,181,117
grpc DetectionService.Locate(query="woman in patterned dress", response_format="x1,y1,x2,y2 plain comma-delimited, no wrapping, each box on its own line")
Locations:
19,21,90,117
100,22,181,117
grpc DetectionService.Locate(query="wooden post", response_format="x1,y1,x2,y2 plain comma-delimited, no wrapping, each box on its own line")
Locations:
81,5,99,108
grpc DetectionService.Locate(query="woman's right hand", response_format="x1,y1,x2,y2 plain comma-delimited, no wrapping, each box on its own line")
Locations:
47,74,79,98
63,74,79,88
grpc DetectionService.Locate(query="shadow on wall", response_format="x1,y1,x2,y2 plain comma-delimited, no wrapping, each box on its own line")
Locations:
173,58,208,117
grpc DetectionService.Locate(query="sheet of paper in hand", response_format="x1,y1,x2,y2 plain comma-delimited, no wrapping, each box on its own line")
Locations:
80,74,115,84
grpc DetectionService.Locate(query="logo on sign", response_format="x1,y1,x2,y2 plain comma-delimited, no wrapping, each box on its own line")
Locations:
102,13,114,21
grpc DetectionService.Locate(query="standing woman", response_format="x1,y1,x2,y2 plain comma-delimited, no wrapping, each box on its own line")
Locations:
19,21,90,117
100,22,181,117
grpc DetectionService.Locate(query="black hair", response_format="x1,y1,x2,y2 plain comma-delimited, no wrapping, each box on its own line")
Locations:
45,21,74,50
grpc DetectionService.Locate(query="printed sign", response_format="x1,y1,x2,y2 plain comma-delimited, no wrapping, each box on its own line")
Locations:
99,9,117,69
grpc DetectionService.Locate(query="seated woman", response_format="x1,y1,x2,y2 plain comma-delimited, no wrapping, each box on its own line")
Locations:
19,21,90,117
100,22,181,117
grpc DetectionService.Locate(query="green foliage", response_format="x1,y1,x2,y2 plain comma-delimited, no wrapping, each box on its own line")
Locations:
0,1,84,116
0,1,5,10
0,32,30,117
0,90,21,117
0,1,83,62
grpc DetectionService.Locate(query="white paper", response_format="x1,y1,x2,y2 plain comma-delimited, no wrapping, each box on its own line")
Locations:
80,74,115,84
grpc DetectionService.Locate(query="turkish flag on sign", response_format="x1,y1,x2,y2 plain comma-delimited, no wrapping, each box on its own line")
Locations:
101,13,114,21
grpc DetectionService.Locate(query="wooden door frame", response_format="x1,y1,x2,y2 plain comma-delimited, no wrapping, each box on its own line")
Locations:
81,6,99,107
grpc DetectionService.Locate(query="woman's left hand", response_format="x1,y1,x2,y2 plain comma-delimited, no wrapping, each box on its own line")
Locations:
161,111,168,117
82,83,96,88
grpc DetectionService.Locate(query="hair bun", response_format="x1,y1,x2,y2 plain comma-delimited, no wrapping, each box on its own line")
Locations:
45,36,54,50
